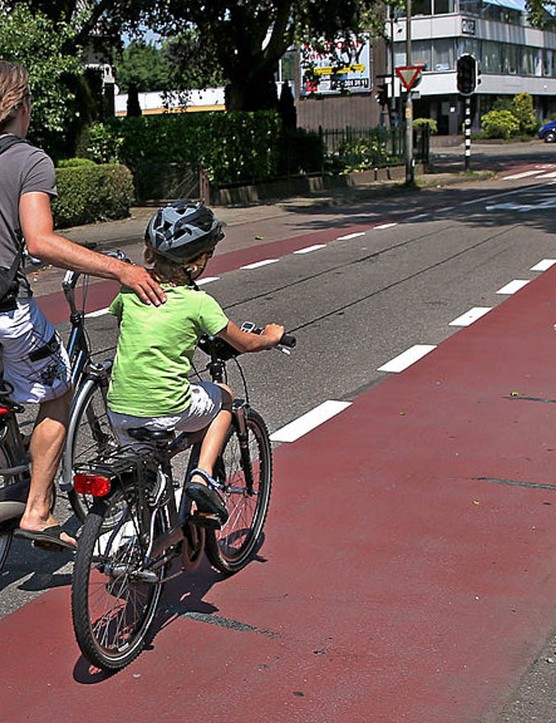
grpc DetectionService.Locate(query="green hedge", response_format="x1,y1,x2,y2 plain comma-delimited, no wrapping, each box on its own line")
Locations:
52,164,134,228
85,112,285,189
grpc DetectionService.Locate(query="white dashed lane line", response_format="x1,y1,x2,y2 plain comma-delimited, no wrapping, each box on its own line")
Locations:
270,400,352,443
240,259,279,270
503,170,542,180
449,307,492,327
197,276,220,285
85,307,109,318
531,259,556,272
377,344,437,373
496,279,530,295
294,244,327,255
374,222,398,230
336,232,366,241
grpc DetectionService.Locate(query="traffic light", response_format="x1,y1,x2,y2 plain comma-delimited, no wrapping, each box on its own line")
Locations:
375,82,388,106
456,54,477,96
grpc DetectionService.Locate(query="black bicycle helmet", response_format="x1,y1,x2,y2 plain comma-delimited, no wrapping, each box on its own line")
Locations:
145,200,224,263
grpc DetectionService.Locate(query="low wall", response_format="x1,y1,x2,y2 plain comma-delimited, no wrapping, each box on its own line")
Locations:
210,164,425,205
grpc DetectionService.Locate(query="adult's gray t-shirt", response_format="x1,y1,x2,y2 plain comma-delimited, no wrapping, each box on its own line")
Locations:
0,133,57,297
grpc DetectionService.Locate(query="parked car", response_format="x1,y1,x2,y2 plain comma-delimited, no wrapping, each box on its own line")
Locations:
538,119,556,143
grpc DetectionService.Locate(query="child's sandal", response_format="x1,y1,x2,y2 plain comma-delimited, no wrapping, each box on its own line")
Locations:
186,467,229,528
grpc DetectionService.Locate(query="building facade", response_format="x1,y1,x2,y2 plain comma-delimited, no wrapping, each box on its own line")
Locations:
388,0,556,134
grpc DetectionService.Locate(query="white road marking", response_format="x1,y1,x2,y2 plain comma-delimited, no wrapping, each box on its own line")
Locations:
503,170,541,180
536,171,556,179
496,279,530,294
448,307,492,327
407,214,429,221
197,276,220,285
377,344,437,373
294,244,327,254
436,206,455,212
336,232,365,240
270,400,352,443
240,259,279,270
531,259,556,271
374,222,398,230
85,307,109,318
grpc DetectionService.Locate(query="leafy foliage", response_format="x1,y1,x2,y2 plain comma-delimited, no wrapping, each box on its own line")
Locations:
481,110,520,139
413,117,438,135
511,92,538,134
114,41,172,92
52,164,134,228
0,4,83,150
83,112,284,191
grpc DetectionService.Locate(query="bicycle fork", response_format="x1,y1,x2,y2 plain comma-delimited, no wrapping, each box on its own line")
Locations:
233,400,256,495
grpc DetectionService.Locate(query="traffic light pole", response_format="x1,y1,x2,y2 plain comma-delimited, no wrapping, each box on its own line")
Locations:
405,0,414,185
464,96,471,171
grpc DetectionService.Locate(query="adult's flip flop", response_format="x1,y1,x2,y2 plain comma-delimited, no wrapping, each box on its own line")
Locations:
14,525,77,552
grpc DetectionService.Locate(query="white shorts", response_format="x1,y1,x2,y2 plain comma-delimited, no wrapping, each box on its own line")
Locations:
108,381,223,447
0,298,71,404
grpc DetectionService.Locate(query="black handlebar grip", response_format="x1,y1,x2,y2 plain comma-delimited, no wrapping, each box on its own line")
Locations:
279,333,296,348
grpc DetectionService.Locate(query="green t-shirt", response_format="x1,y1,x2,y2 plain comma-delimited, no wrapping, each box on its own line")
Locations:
107,283,229,416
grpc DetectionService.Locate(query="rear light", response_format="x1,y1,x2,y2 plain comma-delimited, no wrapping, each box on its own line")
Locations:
0,406,9,416
73,473,111,497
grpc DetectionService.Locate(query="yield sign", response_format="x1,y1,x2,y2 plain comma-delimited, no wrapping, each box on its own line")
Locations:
395,65,423,91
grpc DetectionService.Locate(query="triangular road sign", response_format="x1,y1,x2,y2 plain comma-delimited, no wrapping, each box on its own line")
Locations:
395,66,423,91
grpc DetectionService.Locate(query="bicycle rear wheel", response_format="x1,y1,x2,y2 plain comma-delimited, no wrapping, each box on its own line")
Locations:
71,487,165,671
205,408,272,574
0,441,17,571
63,377,118,523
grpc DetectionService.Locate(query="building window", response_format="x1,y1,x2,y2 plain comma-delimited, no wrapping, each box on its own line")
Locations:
432,39,455,70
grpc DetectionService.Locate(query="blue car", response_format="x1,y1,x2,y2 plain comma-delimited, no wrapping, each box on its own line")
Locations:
538,118,556,143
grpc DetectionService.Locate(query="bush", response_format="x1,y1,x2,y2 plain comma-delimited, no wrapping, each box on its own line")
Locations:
56,157,96,168
511,92,537,134
84,113,282,186
52,164,134,228
414,117,438,135
339,130,394,172
481,110,520,139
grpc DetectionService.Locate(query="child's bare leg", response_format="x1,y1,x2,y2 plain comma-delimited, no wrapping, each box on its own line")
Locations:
192,383,233,479
187,384,233,526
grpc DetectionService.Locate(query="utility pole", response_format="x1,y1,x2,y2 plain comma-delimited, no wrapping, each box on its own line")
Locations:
405,0,414,185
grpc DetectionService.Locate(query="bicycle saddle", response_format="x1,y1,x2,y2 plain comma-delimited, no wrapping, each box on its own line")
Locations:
126,427,175,442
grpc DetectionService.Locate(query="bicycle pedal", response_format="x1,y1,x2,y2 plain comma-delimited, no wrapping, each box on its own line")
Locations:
190,511,222,530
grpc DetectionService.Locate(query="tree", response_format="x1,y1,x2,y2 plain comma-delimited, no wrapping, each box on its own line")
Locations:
114,41,172,93
114,0,382,111
0,4,84,154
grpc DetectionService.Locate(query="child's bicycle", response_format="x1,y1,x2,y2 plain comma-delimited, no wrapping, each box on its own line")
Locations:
0,250,124,570
70,324,295,671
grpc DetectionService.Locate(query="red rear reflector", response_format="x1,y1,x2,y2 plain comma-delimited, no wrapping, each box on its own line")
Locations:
73,473,111,497
0,406,9,416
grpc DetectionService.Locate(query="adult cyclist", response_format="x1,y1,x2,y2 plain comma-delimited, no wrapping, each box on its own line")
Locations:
0,60,165,551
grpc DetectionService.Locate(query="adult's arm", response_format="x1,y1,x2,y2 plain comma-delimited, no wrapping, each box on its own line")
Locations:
218,320,284,353
19,191,166,306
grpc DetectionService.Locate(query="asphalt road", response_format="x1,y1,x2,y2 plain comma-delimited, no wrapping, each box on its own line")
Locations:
2,141,556,719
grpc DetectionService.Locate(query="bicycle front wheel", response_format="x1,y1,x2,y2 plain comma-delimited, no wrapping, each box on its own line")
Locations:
206,408,272,575
63,378,118,523
71,487,164,671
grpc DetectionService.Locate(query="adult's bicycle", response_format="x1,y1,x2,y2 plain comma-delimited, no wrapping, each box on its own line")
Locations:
70,324,295,670
0,250,124,569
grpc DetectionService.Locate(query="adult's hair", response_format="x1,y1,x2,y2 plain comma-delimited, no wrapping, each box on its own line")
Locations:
0,60,29,132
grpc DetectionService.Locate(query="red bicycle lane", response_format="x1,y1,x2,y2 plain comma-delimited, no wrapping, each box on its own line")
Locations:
3,260,556,720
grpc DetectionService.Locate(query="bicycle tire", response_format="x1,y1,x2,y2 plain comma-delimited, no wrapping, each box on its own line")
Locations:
205,408,272,575
0,440,17,571
63,377,118,523
71,486,165,671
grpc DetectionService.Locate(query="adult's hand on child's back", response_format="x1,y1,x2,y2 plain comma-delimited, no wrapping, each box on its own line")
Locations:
119,264,166,306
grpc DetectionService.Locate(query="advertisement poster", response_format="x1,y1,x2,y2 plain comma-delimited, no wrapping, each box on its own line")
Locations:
300,35,372,96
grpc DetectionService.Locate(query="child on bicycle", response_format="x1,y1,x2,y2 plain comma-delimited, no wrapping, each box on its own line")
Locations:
107,200,284,528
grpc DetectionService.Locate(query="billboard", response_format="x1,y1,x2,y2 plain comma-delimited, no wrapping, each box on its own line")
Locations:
300,35,372,96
